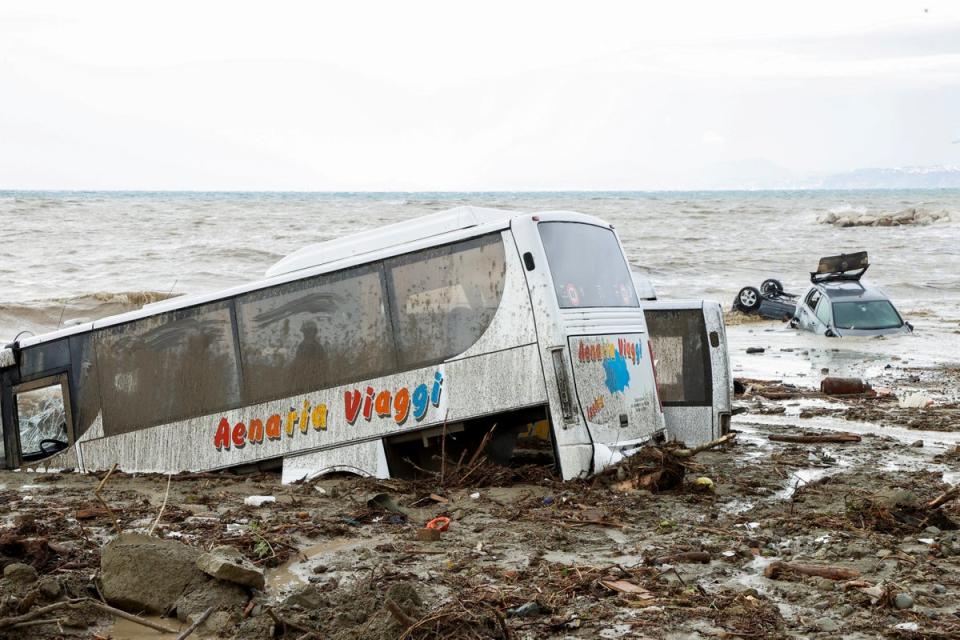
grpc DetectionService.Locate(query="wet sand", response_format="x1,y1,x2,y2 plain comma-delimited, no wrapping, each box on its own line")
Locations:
1,320,959,639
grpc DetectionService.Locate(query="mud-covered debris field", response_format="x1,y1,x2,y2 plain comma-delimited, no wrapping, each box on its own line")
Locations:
2,321,960,639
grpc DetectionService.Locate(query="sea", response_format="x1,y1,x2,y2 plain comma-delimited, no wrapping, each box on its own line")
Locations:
1,190,959,371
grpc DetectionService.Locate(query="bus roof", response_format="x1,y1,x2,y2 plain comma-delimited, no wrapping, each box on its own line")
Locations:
266,206,519,278
16,206,526,348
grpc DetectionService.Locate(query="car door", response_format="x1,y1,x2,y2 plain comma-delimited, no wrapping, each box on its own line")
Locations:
814,295,833,335
797,288,822,331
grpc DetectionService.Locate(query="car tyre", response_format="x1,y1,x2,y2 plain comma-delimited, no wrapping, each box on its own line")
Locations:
761,279,783,296
736,286,762,312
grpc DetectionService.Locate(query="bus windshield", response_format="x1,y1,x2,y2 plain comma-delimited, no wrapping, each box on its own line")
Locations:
539,222,639,309
832,300,903,330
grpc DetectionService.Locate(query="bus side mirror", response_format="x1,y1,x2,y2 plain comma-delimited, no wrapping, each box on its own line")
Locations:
905,321,914,332
824,329,836,337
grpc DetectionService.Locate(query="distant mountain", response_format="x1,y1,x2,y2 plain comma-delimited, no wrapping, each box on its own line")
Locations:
817,165,960,189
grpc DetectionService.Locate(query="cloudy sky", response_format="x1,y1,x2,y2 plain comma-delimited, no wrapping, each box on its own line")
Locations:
2,1,959,190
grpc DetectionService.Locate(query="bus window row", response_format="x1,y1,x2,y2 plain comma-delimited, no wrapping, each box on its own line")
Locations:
23,234,507,438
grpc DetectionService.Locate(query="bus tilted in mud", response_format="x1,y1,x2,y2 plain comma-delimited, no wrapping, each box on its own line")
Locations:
0,207,718,481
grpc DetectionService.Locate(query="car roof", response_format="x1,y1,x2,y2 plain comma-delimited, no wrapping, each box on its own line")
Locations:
818,281,889,302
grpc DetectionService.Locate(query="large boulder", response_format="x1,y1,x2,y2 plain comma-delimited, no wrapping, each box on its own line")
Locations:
101,533,208,614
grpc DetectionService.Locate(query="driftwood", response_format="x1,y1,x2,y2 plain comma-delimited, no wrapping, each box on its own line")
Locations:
652,551,711,564
149,473,173,536
385,599,417,628
0,598,179,633
673,433,737,458
764,561,860,581
94,463,121,534
927,486,960,510
768,433,861,444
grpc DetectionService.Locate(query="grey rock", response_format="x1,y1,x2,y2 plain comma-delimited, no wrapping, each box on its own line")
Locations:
101,533,206,614
201,610,236,635
815,617,839,632
877,489,919,508
37,577,61,599
284,585,326,609
911,440,924,448
932,584,947,595
925,526,941,535
815,577,835,592
893,593,914,609
174,580,248,622
196,545,265,590
3,563,37,584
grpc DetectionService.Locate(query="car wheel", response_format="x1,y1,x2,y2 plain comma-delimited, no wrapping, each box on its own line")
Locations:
761,279,783,296
736,286,762,312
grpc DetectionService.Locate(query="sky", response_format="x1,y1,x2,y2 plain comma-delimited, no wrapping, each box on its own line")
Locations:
1,1,960,190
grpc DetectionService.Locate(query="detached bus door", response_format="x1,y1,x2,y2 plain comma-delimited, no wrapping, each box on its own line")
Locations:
643,301,731,445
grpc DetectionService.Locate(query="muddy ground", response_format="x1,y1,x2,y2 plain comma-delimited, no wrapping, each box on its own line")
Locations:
1,319,959,639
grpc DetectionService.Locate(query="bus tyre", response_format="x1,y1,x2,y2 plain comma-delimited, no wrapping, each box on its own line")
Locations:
761,279,783,296
736,287,762,312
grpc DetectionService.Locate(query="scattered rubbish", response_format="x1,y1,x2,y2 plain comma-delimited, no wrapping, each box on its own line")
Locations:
244,495,276,507
543,496,555,505
367,493,411,517
469,492,481,499
426,516,451,532
599,579,655,599
692,477,715,492
821,377,872,396
893,621,920,632
768,433,861,444
507,601,542,617
746,347,766,354
899,392,934,408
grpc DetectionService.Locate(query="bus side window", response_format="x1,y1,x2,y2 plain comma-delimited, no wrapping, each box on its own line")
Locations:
95,302,241,436
386,235,506,368
235,263,395,405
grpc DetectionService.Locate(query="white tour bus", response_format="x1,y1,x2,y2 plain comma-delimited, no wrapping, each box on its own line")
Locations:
0,207,718,482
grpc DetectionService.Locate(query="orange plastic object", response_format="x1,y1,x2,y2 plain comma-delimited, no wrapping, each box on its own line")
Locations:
425,516,451,531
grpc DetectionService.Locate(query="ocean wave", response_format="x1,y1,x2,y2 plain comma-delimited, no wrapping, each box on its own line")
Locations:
0,291,183,339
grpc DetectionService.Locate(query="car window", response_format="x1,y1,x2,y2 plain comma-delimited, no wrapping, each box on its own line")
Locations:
815,297,832,325
805,289,821,310
832,301,903,330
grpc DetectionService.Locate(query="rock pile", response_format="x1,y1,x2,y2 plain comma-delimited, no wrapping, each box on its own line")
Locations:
818,208,950,227
100,533,263,631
